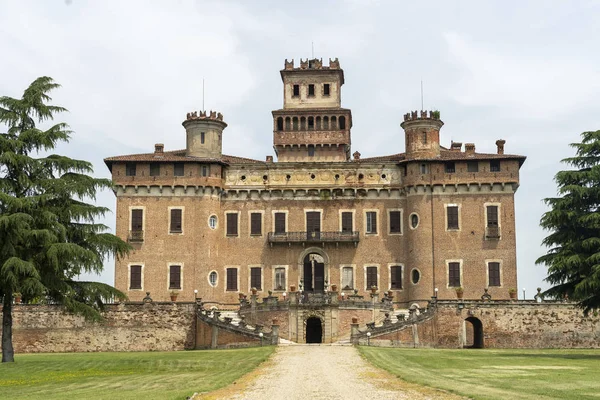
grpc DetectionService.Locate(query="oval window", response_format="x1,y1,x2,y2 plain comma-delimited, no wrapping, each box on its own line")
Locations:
410,213,419,229
208,215,217,230
411,269,421,284
209,271,218,287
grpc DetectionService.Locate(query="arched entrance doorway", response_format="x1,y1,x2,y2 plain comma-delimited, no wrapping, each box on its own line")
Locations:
465,317,484,349
306,317,322,343
303,253,325,293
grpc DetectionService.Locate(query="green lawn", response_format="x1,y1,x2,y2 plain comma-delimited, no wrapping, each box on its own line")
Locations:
0,347,275,400
358,347,600,400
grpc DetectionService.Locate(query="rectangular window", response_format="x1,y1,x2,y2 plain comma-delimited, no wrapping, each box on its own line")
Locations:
250,267,262,290
490,160,501,172
170,209,182,233
341,212,353,233
420,163,429,174
308,84,315,96
293,84,300,97
308,145,315,157
201,132,205,144
389,211,401,234
342,267,353,290
226,268,238,291
323,83,330,96
126,162,136,176
130,265,142,289
390,266,402,289
174,163,184,176
448,262,461,287
201,165,209,177
366,212,377,234
445,162,456,173
487,205,499,227
447,206,459,230
467,161,479,172
366,266,378,289
226,213,238,236
150,163,160,176
169,265,181,289
274,212,286,234
275,268,286,291
250,212,262,236
488,262,501,287
131,209,143,232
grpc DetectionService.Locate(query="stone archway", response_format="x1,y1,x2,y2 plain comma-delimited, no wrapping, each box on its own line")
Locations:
464,317,484,349
298,247,330,293
306,317,323,343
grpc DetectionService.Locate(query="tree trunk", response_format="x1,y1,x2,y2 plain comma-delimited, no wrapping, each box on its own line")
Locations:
2,292,14,363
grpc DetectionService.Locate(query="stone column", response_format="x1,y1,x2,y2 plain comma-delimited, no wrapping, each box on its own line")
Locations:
211,325,219,349
350,318,359,345
271,324,280,345
412,323,419,348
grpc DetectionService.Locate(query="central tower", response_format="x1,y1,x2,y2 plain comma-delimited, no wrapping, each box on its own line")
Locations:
272,58,352,162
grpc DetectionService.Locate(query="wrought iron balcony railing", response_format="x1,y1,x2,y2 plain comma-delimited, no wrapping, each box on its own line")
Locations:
268,231,359,245
485,226,500,239
128,230,144,242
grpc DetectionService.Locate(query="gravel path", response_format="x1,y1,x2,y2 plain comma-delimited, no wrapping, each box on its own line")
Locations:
201,345,462,400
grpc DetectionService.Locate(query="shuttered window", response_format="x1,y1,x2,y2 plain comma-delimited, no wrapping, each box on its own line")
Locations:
366,212,377,234
250,213,262,236
487,205,499,227
274,212,286,234
342,267,353,289
226,213,238,236
170,209,182,233
390,266,402,289
389,211,401,233
366,266,378,289
341,212,353,233
447,206,459,230
226,268,238,291
306,212,320,233
131,209,143,232
488,262,501,287
250,267,262,290
169,265,181,289
130,265,142,289
448,262,461,287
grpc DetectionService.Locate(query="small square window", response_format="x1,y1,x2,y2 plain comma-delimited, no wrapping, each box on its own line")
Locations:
174,163,184,176
490,160,501,172
445,162,455,173
126,163,136,176
150,163,160,176
467,161,479,172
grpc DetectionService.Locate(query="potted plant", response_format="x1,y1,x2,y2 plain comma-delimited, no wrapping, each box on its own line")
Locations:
455,287,464,299
508,288,517,300
13,292,22,304
331,284,337,292
170,290,179,302
289,284,296,292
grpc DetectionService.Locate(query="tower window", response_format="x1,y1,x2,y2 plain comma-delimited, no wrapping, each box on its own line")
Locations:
447,206,459,230
174,163,184,176
419,163,429,174
201,165,209,177
293,84,300,97
389,211,402,234
169,265,181,290
150,163,160,177
390,266,402,290
277,117,284,131
490,160,501,172
308,145,315,157
421,131,427,144
467,161,479,172
488,262,501,287
308,84,315,96
226,213,239,236
308,117,314,130
448,262,461,287
126,163,136,176
250,267,262,290
201,132,205,144
445,162,455,173
130,265,142,290
323,84,330,96
366,212,377,234
226,268,238,291
339,116,346,130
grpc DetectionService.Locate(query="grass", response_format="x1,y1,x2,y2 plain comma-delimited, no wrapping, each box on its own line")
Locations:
358,347,600,400
0,347,275,400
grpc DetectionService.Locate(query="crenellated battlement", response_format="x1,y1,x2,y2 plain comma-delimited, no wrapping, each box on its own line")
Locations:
185,110,224,122
403,110,441,122
283,57,341,71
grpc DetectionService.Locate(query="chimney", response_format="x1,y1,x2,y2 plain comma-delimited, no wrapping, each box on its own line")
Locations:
154,143,164,153
465,143,475,155
266,155,274,163
496,139,506,155
450,141,462,151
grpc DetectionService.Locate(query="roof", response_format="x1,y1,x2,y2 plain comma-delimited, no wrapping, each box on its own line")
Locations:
104,149,264,168
358,149,526,165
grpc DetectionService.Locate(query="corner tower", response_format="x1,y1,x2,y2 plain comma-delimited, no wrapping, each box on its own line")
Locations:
183,110,227,159
272,58,352,162
401,110,443,159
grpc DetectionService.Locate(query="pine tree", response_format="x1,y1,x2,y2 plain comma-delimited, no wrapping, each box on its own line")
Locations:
0,77,130,362
537,130,600,314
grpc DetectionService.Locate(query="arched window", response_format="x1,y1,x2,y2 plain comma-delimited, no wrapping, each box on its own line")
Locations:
323,116,329,130
293,117,299,130
339,116,346,130
300,116,306,130
331,116,337,130
308,117,314,130
285,117,291,131
316,116,321,130
277,117,283,131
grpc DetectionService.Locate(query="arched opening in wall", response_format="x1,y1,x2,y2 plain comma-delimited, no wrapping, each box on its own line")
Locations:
308,116,314,130
465,317,484,349
316,116,321,130
277,117,283,131
285,117,291,131
323,116,329,130
303,253,325,292
300,116,306,130
293,117,299,130
306,317,323,344
339,116,346,130
331,116,337,130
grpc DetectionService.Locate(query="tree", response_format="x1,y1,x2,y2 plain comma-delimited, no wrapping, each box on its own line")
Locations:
537,130,600,314
0,77,130,362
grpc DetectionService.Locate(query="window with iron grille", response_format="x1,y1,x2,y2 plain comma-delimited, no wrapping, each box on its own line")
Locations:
131,209,143,232
150,163,160,176
447,206,459,230
275,268,286,290
488,262,501,287
389,211,401,234
130,265,142,289
341,212,353,233
169,265,181,289
226,268,238,291
126,162,136,176
274,212,286,234
170,209,182,233
490,160,501,172
226,213,238,236
390,266,402,289
250,267,262,290
448,262,461,287
366,266,378,289
342,267,353,289
366,212,377,234
487,205,499,227
250,213,262,236
174,163,184,176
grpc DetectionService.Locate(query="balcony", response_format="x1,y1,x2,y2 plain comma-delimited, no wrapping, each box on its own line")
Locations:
485,226,500,239
268,231,359,246
128,230,144,243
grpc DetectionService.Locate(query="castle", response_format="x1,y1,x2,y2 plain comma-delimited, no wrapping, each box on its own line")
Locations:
104,58,526,342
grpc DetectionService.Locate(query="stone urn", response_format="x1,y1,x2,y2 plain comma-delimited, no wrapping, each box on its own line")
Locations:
331,284,337,292
290,285,296,292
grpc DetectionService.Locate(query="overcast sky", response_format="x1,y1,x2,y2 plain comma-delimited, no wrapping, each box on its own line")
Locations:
1,0,599,298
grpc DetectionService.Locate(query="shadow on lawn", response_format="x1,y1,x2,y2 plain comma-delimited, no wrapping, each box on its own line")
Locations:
497,352,600,361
